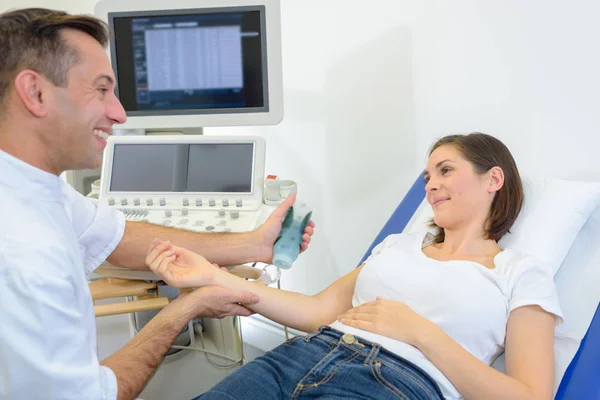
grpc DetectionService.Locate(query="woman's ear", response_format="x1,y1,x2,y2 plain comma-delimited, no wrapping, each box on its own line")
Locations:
488,166,504,193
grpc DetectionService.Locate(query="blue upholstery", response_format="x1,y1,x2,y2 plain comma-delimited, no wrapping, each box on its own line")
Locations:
358,175,426,265
555,302,600,400
361,174,600,399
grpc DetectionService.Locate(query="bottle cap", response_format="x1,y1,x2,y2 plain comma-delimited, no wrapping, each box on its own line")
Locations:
272,253,293,269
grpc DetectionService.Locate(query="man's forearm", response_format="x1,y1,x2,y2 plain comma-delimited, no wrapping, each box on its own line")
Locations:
107,221,261,270
100,301,191,400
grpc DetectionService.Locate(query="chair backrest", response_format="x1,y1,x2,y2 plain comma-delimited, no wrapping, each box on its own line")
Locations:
555,303,600,399
358,175,426,265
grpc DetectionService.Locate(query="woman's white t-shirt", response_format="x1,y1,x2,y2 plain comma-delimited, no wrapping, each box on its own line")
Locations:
330,231,563,399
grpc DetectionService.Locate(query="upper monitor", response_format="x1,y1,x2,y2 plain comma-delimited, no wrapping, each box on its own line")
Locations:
95,0,283,130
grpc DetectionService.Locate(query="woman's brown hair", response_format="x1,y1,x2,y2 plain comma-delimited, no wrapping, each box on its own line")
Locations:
428,133,523,243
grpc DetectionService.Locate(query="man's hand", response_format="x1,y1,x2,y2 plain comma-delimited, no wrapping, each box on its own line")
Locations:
176,286,259,319
146,239,217,288
255,194,316,263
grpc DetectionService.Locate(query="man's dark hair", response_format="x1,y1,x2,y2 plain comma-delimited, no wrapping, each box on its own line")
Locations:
0,8,109,112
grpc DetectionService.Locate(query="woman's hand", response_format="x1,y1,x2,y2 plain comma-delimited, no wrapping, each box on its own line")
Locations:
145,239,219,288
337,298,439,347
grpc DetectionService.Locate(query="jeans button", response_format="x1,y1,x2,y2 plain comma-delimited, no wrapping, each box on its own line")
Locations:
342,333,355,344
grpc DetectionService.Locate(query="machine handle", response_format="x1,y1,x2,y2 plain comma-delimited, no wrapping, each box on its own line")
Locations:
91,265,262,317
94,297,170,317
90,278,157,300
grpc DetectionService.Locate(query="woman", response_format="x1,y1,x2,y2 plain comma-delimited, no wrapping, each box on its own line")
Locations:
147,133,562,400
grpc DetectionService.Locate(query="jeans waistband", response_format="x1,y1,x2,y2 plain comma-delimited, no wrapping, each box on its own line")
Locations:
311,326,444,397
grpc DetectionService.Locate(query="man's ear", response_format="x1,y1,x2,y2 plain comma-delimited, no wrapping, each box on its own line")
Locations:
13,70,50,118
488,166,504,193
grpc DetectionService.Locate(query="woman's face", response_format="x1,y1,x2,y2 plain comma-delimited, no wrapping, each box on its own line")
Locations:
424,145,495,231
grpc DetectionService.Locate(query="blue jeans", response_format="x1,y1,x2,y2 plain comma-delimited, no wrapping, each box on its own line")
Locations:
194,326,444,400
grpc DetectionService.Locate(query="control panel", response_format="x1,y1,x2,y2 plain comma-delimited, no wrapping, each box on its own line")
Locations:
113,204,267,233
99,135,269,233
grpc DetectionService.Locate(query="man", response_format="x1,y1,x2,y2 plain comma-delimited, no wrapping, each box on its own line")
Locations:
0,8,314,400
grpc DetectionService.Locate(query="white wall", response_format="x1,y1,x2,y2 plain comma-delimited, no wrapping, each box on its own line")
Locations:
0,0,97,14
6,0,599,295
213,0,600,298
5,0,600,340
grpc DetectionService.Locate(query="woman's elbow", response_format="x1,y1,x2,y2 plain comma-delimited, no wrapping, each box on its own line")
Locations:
527,386,553,400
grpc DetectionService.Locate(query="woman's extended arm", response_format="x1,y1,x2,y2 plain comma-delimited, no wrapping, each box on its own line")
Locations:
146,239,362,332
211,263,361,332
340,301,555,400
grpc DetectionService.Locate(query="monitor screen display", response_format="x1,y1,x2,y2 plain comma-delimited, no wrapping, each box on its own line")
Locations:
110,6,267,116
109,143,254,192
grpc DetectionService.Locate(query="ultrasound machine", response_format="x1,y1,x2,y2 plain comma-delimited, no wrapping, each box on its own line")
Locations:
88,1,286,398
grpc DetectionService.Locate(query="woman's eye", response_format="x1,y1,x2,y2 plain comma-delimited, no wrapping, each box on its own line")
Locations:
441,167,451,174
